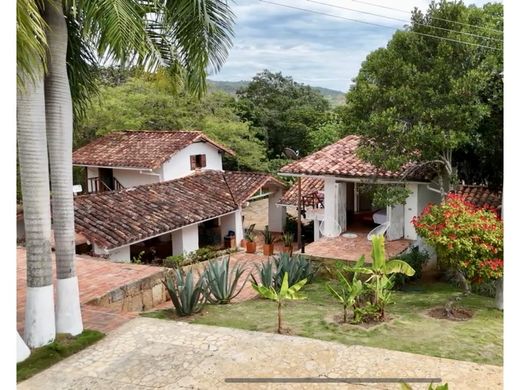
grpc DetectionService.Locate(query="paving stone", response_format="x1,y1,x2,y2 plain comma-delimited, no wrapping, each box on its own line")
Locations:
17,317,502,390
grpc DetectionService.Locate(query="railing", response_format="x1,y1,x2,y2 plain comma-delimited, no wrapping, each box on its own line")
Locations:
87,177,125,194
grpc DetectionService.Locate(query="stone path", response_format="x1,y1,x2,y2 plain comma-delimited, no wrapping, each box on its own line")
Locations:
18,317,502,389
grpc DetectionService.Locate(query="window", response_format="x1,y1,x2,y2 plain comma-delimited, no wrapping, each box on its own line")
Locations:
190,154,206,170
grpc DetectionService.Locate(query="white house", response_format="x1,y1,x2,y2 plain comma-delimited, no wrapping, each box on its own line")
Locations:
72,131,286,262
278,135,442,243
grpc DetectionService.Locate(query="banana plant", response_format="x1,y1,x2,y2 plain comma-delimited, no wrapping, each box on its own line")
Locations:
252,272,307,334
352,235,415,319
326,257,365,323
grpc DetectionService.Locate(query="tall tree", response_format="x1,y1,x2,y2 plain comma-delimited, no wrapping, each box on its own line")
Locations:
17,0,235,345
236,70,330,158
342,1,502,198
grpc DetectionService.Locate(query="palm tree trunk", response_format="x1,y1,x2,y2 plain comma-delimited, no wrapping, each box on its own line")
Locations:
44,0,82,335
277,301,282,334
17,74,55,347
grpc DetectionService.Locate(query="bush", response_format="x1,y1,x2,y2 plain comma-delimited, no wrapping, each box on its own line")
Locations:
413,194,503,285
392,247,429,289
164,255,185,269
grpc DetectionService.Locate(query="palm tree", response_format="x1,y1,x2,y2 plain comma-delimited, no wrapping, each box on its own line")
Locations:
17,0,235,343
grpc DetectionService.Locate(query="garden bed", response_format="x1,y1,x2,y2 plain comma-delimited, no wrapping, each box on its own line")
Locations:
142,280,503,366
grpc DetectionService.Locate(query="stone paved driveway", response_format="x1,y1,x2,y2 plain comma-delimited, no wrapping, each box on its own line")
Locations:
18,317,502,390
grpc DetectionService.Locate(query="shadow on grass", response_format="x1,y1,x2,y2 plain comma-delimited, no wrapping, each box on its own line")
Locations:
17,329,105,383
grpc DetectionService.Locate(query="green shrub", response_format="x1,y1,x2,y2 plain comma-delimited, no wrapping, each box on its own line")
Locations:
163,269,206,316
202,256,249,304
164,255,185,269
392,247,429,289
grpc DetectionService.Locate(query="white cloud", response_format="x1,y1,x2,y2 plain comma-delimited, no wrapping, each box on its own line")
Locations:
212,0,502,91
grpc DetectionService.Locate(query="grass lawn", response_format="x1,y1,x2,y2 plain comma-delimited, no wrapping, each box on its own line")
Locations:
17,330,105,382
142,280,503,366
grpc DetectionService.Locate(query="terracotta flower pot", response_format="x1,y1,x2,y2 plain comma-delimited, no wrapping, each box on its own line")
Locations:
240,239,247,248
246,241,257,254
263,243,274,256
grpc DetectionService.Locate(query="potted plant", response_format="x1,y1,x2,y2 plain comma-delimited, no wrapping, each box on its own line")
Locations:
241,224,255,248
281,232,293,255
261,225,276,256
245,229,257,254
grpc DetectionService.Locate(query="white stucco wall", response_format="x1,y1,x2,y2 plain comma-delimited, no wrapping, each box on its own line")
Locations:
161,142,223,181
171,224,200,255
113,168,160,188
268,188,286,233
108,246,131,262
220,211,243,244
322,177,337,237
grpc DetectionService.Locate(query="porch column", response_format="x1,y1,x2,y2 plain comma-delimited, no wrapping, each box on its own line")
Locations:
313,215,320,241
404,183,418,240
171,224,199,255
386,204,405,241
220,211,242,242
268,188,286,233
336,182,347,232
323,177,337,236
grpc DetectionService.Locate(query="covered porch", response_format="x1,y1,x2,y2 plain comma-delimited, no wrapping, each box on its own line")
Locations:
302,225,412,263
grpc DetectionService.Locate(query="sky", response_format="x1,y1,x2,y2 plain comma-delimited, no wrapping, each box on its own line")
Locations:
209,0,501,92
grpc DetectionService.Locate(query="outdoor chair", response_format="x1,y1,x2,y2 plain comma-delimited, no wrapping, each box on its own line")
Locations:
367,222,390,241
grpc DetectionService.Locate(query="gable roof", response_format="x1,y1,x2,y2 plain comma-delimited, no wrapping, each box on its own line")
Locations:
279,135,430,181
72,130,235,170
453,184,502,210
74,170,285,250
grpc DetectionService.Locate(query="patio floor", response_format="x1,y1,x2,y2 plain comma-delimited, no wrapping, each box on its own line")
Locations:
302,228,412,263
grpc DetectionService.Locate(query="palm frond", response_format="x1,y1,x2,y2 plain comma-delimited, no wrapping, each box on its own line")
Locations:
17,0,47,89
65,8,99,121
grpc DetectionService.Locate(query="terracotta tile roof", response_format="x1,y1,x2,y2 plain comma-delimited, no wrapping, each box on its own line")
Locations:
223,171,286,204
453,184,502,209
74,170,283,250
278,178,324,206
72,130,235,170
279,135,430,181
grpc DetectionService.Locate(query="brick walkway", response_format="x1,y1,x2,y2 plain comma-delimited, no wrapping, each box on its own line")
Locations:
17,247,164,334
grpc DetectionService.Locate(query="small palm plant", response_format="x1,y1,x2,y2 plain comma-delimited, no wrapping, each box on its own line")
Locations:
252,272,307,334
326,257,365,323
202,256,249,304
163,268,206,316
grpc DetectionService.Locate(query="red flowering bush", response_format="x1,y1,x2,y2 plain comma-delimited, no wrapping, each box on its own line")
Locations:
412,194,503,283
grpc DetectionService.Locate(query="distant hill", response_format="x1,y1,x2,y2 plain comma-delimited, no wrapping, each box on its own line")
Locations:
208,79,345,107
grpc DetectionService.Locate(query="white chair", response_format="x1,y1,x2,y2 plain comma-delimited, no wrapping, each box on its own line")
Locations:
319,220,342,238
367,222,390,241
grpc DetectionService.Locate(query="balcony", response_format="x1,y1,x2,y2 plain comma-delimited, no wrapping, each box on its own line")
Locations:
86,176,125,194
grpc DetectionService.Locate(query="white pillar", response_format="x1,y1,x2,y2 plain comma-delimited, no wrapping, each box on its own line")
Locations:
235,209,244,243
387,204,404,241
404,183,418,240
268,188,286,232
336,182,347,232
221,212,238,241
323,177,337,236
182,225,199,254
313,215,320,241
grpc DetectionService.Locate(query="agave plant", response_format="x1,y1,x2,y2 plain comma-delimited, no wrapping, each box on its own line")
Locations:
202,256,249,304
274,253,316,289
261,225,276,244
163,269,206,316
251,258,275,287
252,272,307,333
